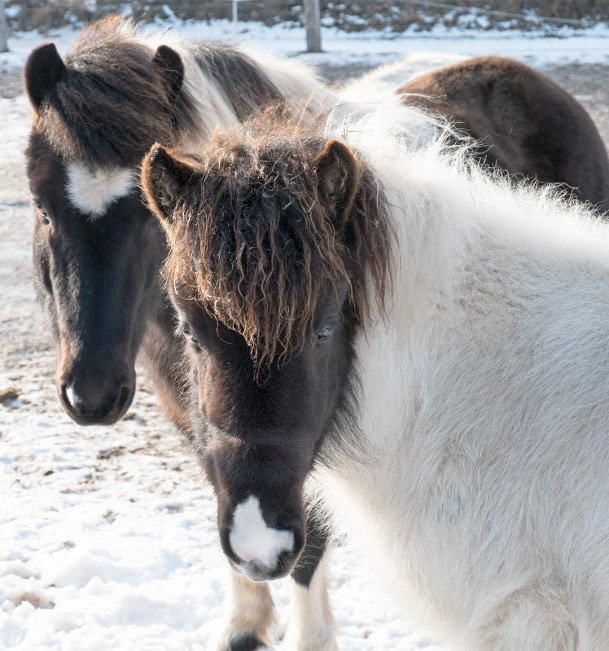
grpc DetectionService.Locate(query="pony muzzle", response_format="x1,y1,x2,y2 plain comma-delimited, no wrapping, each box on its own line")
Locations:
223,495,305,581
58,362,135,426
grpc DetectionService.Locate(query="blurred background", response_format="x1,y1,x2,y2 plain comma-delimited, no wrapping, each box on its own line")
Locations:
3,0,608,34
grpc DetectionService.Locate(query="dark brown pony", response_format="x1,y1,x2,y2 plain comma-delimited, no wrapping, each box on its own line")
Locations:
398,55,609,213
141,121,380,582
24,17,291,429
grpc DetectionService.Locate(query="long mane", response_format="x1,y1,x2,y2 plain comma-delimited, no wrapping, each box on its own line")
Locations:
164,115,392,368
33,17,291,168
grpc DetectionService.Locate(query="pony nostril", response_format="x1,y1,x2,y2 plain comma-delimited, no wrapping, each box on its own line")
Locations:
60,382,77,411
60,381,94,416
58,375,134,425
115,383,132,412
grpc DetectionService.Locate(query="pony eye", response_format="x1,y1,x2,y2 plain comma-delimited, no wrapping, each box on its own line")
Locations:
317,321,336,341
181,323,202,352
34,201,50,224
187,335,202,352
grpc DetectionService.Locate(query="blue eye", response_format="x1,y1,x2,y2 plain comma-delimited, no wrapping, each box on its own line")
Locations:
317,322,336,341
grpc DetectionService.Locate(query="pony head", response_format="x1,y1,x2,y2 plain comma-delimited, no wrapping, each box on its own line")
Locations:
24,17,187,425
141,123,391,580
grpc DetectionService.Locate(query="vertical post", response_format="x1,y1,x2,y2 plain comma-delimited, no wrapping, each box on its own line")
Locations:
232,0,238,25
304,0,321,53
0,0,8,53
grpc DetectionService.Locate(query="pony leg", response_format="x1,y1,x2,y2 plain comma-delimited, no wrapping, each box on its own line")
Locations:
283,513,337,651
208,567,276,651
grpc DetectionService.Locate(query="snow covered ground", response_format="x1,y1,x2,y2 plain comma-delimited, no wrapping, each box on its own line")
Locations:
1,17,608,651
2,15,609,70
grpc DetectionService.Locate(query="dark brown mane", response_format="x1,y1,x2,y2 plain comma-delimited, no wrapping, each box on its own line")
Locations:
193,44,284,122
163,116,392,368
33,17,194,168
30,17,291,170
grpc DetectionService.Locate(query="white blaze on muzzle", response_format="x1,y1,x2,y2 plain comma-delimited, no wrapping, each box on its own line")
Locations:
66,164,134,218
229,495,294,566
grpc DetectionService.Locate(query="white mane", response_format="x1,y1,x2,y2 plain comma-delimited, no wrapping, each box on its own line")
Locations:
315,98,609,649
120,20,330,151
337,98,609,306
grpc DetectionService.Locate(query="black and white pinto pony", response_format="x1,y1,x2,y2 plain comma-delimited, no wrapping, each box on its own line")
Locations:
25,16,609,651
143,100,609,650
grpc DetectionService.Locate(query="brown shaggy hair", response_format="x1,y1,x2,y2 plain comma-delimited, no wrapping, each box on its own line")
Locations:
193,43,284,122
34,16,198,168
146,116,393,368
31,17,287,170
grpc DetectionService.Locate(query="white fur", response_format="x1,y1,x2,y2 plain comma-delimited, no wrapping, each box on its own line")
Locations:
66,164,134,218
283,554,337,651
307,98,609,650
239,45,327,110
208,567,275,651
230,495,294,566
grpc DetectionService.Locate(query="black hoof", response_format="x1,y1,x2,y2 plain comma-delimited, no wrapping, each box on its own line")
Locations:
227,633,266,651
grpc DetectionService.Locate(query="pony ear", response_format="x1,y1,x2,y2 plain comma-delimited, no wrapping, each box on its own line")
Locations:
141,144,195,224
152,45,184,106
24,43,66,113
312,139,360,230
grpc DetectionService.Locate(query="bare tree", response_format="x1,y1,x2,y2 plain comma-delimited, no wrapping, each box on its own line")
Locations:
0,0,7,53
304,0,321,52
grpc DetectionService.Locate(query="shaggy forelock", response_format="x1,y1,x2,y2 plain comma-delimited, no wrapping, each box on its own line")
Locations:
165,119,391,369
35,17,179,168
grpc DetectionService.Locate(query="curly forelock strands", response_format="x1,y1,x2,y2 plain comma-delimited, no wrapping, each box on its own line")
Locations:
35,17,187,168
166,129,392,370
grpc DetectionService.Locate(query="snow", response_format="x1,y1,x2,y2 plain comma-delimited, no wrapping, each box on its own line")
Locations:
2,17,609,70
0,376,439,649
1,15,607,651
